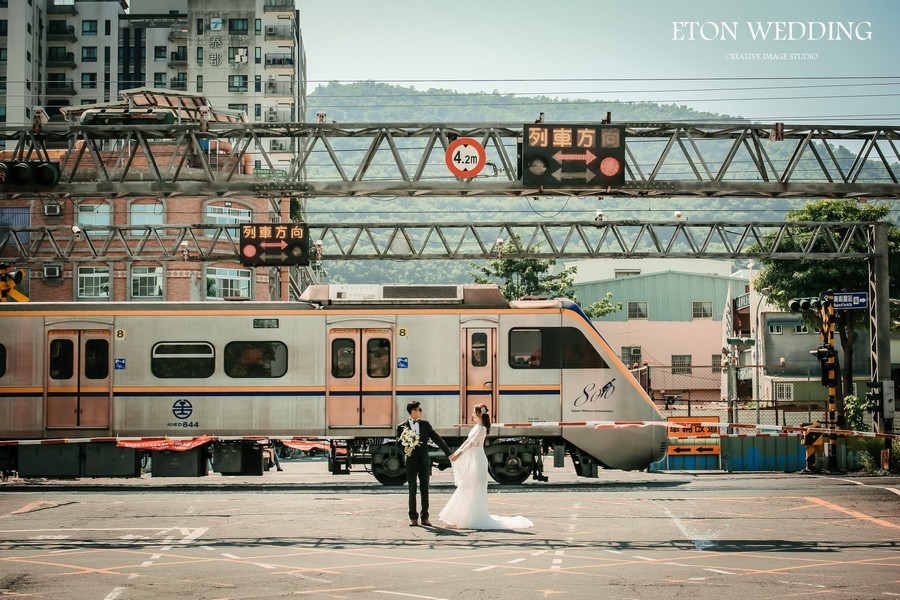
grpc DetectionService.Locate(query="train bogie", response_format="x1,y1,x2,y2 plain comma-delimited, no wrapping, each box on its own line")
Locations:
0,285,667,483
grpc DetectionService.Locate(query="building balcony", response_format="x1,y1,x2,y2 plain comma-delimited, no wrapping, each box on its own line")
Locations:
47,80,77,96
264,24,295,41
47,52,77,69
264,0,295,12
264,107,296,123
47,25,77,43
168,52,188,68
269,139,294,152
48,2,78,15
264,54,294,69
264,79,294,96
168,21,189,42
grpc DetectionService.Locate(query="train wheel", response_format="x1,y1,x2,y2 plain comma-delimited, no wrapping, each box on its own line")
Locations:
371,443,407,486
487,443,533,485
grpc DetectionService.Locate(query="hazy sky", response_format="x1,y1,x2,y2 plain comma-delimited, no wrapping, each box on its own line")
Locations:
297,0,898,123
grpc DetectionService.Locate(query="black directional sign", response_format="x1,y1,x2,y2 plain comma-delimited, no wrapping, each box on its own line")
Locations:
239,223,309,266
522,124,626,188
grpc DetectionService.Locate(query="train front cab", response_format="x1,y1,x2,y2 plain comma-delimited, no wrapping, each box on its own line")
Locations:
498,299,667,476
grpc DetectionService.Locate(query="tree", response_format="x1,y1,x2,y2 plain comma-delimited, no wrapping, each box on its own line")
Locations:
468,253,576,302
754,199,900,423
583,291,624,319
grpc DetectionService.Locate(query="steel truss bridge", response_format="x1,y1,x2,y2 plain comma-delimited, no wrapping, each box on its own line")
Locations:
0,221,880,263
0,121,898,199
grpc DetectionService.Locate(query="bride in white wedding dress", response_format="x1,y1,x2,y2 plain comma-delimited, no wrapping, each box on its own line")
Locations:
438,404,533,530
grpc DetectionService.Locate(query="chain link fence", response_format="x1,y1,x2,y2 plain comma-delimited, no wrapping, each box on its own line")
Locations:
630,364,895,433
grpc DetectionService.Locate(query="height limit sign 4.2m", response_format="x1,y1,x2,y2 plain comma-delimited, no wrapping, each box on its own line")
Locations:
445,138,486,179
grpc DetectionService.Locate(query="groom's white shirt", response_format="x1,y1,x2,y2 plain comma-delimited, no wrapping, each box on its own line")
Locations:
409,419,419,435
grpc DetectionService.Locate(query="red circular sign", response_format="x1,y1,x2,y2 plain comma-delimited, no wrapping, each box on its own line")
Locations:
445,138,486,179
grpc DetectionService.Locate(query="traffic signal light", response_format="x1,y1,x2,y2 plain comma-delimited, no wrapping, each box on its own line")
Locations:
864,381,883,414
0,161,61,187
810,345,838,387
788,296,822,312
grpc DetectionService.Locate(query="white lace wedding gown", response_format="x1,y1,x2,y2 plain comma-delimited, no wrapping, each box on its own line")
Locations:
438,424,533,530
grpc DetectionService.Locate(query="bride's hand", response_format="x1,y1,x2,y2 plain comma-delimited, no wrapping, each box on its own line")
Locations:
449,454,458,462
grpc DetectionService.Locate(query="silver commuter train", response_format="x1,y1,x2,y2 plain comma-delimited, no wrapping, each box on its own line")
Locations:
0,284,667,483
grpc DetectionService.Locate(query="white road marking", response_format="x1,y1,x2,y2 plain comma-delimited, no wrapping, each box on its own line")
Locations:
704,568,735,575
507,558,526,564
473,565,496,572
837,478,900,497
222,553,242,560
291,573,332,583
373,591,449,599
654,500,724,551
103,587,126,600
778,581,826,588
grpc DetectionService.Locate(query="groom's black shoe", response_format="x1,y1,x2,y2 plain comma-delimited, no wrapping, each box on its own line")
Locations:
409,519,418,526
421,519,432,526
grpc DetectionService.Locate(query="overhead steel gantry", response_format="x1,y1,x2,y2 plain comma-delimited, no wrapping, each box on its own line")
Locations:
1,121,899,198
0,221,877,263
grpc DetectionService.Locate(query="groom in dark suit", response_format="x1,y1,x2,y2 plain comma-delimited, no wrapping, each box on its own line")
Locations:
398,401,452,526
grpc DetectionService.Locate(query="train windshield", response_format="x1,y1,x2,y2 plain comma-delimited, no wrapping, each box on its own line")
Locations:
509,327,608,369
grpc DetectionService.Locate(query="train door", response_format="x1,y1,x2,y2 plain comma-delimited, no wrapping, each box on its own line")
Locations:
45,329,111,429
326,328,394,427
463,329,497,421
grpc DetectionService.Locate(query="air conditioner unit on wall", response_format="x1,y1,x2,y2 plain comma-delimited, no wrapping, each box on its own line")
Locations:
266,26,277,35
43,203,63,217
630,348,641,355
43,264,62,279
271,140,283,151
267,113,278,122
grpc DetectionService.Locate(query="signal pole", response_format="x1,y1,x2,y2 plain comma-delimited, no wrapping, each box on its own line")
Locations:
820,291,838,471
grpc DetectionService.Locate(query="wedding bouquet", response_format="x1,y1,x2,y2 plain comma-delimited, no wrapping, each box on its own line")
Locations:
399,426,420,457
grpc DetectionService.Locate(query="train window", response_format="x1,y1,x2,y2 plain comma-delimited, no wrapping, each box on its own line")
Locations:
509,327,608,370
224,341,287,378
471,332,488,367
367,339,391,378
509,329,543,368
0,344,5,378
49,339,75,379
332,339,355,378
151,342,215,378
84,339,109,379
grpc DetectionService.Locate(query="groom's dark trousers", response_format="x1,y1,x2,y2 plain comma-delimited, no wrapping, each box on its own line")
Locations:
398,419,451,521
